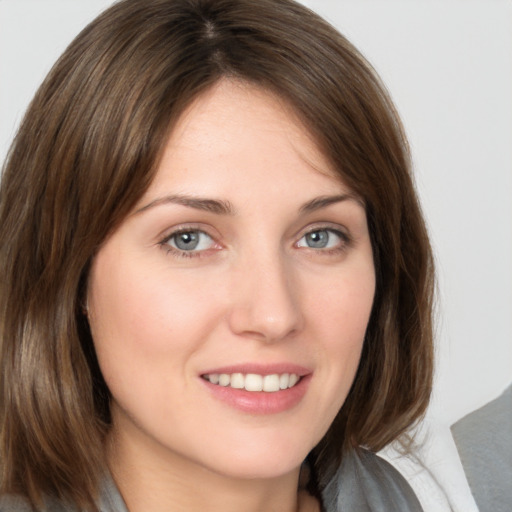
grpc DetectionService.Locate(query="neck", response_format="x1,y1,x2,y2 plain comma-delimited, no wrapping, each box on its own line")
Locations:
106,427,318,512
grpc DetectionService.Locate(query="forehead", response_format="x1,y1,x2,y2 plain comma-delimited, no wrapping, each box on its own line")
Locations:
142,79,352,204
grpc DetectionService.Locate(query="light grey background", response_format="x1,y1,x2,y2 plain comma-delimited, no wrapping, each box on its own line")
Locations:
1,0,511,426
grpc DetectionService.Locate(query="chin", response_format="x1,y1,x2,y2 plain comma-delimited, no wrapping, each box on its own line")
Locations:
190,431,316,481
206,454,305,481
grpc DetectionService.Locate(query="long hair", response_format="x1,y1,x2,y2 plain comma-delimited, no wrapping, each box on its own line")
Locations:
0,0,434,509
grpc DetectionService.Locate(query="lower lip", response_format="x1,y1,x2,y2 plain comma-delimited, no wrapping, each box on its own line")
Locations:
201,375,311,414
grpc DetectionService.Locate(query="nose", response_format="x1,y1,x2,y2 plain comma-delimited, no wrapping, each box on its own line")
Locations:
227,252,304,343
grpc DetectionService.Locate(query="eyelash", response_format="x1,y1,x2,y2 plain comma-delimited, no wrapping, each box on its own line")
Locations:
159,228,218,259
297,227,352,255
159,226,352,259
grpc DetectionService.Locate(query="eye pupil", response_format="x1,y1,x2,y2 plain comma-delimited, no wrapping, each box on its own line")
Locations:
306,230,328,248
174,231,199,250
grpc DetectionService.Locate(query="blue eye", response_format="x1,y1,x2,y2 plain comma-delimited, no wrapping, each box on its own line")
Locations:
166,230,215,252
297,229,345,249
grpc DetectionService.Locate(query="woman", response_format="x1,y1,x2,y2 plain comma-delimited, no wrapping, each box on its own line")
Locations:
0,0,434,511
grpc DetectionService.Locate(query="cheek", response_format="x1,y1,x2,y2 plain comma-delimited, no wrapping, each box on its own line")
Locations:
87,254,225,436
307,261,375,402
86,248,221,398
311,260,375,345
89,251,214,345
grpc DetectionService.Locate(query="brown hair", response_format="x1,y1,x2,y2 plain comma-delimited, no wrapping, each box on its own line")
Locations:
0,0,434,509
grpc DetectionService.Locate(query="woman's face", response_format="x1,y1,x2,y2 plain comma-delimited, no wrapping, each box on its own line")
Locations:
87,80,375,481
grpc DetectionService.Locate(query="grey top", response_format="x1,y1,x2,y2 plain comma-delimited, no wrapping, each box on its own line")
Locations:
452,383,512,512
323,448,423,512
0,449,423,511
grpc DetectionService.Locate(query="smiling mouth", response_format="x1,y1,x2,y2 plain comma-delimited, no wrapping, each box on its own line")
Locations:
202,373,301,392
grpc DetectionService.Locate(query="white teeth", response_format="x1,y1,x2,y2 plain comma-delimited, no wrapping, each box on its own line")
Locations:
245,374,263,391
263,374,280,392
230,373,244,389
204,372,301,392
218,374,230,386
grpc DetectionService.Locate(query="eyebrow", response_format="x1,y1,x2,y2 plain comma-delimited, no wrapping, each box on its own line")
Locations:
136,194,235,215
135,192,361,216
299,193,362,213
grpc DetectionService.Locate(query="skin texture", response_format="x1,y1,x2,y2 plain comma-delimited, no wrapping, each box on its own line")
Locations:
87,80,375,512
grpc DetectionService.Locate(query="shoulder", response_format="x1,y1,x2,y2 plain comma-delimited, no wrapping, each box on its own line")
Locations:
322,448,424,512
452,384,512,511
0,473,128,512
0,493,75,512
0,494,33,512
452,383,512,450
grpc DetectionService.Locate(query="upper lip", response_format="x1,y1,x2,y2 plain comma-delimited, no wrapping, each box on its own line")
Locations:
200,363,311,377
